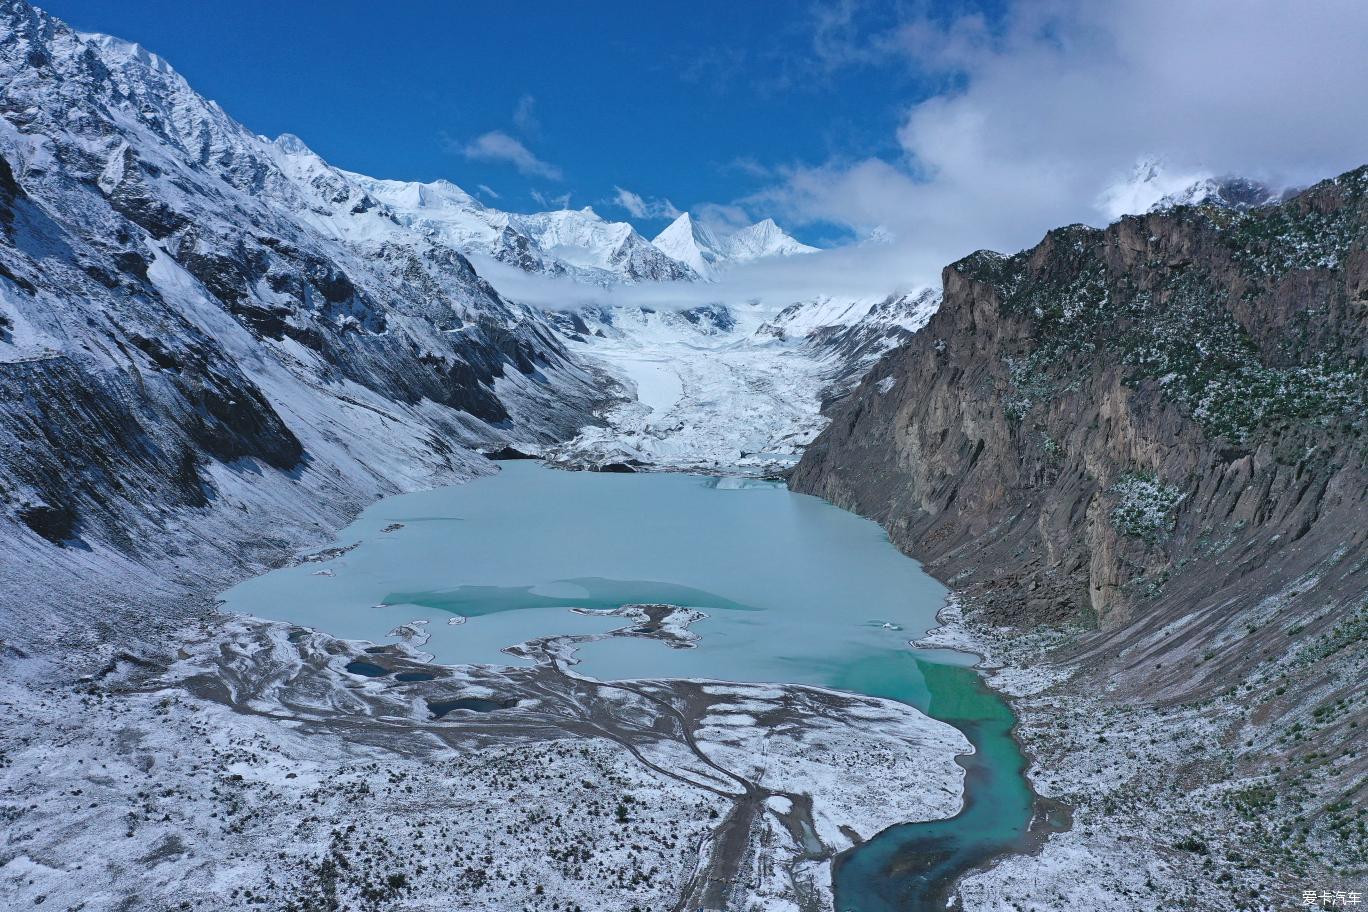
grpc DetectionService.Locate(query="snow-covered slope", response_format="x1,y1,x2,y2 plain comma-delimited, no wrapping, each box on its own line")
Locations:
1098,157,1287,219
758,288,941,397
722,217,818,262
652,212,816,278
517,207,693,281
651,212,723,276
548,289,940,471
0,1,611,647
344,171,697,284
548,303,832,470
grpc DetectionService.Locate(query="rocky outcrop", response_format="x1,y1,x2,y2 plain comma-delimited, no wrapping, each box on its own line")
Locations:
793,167,1366,708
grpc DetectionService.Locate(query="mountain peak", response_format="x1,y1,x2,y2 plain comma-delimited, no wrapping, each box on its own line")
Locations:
79,31,176,76
1096,157,1284,220
652,212,815,275
720,218,817,264
652,212,723,276
272,133,314,156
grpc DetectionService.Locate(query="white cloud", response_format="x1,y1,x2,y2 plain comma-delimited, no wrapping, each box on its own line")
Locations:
611,186,681,220
460,130,562,180
746,0,1368,290
513,94,539,135
454,1,1368,314
476,183,500,199
530,189,572,210
469,236,924,317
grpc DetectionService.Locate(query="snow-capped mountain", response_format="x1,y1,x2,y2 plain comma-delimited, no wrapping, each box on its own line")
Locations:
723,217,819,262
652,211,816,278
0,0,610,631
651,212,723,276
1098,157,1286,220
516,207,694,282
341,169,697,284
1147,176,1287,213
757,288,942,397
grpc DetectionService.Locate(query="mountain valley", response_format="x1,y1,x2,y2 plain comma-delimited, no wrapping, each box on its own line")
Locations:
0,3,1363,911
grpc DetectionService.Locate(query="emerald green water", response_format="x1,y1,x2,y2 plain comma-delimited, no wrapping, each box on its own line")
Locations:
831,654,1034,911
220,462,1036,905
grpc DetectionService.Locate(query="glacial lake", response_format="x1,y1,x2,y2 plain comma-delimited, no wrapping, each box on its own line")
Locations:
221,461,969,681
221,461,1035,910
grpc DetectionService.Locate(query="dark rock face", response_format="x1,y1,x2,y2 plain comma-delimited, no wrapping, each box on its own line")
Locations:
594,462,638,474
483,446,538,460
0,351,300,551
18,501,75,544
679,303,737,334
793,167,1367,705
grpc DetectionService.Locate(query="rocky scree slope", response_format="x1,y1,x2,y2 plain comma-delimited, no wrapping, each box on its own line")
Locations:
793,166,1366,827
0,1,609,655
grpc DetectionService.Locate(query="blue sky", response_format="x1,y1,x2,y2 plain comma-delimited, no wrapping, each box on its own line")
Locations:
39,0,999,244
38,0,1368,295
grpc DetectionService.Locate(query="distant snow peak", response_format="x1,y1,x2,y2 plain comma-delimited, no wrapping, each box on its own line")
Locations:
1097,156,1211,220
1098,156,1282,221
651,212,815,278
1148,176,1285,214
327,170,692,284
724,217,817,262
516,207,692,283
652,212,724,276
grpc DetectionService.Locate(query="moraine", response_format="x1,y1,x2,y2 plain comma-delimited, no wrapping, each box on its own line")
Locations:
221,461,1039,908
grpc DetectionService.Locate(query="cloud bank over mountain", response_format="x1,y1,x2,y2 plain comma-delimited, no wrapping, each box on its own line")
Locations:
730,0,1368,291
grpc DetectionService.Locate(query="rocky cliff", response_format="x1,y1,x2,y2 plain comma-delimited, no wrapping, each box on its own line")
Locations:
793,167,1366,815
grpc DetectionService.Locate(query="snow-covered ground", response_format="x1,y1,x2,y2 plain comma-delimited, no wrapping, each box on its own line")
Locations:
551,303,832,471
549,292,938,472
0,613,968,912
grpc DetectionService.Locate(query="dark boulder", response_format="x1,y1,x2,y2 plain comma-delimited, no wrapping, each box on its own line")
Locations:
483,446,538,460
19,501,76,544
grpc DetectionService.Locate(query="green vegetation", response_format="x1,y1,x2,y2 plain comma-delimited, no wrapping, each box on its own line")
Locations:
1225,167,1368,279
1111,473,1187,543
1294,604,1368,668
970,194,1367,444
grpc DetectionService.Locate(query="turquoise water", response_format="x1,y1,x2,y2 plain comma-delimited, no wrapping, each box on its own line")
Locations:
831,655,1034,910
220,462,1034,906
221,463,960,680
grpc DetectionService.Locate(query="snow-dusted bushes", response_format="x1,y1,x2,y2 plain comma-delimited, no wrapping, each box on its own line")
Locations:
1111,473,1187,543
